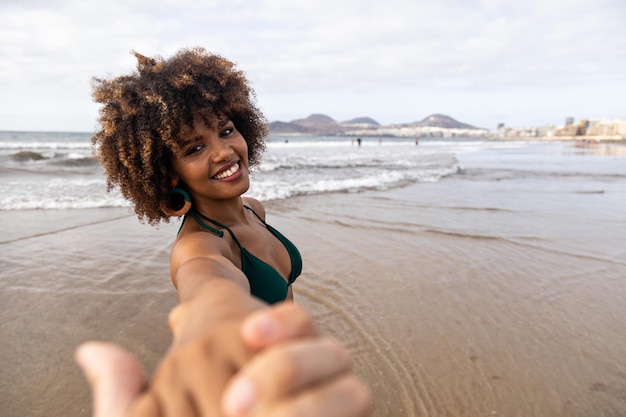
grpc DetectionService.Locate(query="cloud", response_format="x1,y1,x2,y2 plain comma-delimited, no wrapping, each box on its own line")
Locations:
0,0,624,130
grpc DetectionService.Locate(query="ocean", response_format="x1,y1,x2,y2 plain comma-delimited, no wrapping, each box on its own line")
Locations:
0,130,524,210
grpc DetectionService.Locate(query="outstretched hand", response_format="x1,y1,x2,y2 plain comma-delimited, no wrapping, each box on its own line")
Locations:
75,341,145,417
76,303,371,417
223,304,370,417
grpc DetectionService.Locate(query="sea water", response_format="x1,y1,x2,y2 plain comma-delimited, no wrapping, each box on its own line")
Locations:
0,131,526,210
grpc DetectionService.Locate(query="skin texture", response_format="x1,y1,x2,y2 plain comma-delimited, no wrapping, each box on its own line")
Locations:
80,48,372,417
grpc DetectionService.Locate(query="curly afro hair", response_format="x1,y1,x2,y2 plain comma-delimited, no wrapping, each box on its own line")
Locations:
91,47,268,225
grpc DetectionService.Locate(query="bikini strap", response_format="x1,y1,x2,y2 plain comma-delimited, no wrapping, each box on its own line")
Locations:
244,205,266,224
190,209,246,248
189,210,224,236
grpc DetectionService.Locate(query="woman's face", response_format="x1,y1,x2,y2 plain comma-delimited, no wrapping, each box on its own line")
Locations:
170,117,250,203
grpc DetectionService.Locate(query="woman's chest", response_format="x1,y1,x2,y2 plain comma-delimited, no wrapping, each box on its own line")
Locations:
228,223,291,281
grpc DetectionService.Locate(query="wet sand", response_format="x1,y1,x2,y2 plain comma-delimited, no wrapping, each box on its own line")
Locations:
274,182,626,417
1,156,626,416
0,209,178,417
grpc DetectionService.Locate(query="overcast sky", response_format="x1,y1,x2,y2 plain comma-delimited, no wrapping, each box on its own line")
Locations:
1,0,625,132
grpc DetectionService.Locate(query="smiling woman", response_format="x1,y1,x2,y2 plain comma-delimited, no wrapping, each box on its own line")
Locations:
79,48,371,417
91,48,267,225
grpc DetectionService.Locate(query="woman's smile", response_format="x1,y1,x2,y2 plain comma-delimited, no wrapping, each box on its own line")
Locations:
212,160,242,181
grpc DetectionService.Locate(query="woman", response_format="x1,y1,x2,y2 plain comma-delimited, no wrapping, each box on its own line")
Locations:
82,47,370,416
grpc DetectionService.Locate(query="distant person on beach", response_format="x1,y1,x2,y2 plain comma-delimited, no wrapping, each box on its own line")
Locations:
78,48,370,417
415,137,419,145
357,137,362,146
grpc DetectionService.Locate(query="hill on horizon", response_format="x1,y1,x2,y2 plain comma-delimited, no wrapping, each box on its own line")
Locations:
410,114,479,130
267,113,480,135
342,117,380,126
290,114,338,127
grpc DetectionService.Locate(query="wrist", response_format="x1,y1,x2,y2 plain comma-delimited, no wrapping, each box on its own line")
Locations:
169,279,265,346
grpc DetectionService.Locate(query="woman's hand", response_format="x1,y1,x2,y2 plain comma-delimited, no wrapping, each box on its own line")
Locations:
223,305,371,417
76,303,371,417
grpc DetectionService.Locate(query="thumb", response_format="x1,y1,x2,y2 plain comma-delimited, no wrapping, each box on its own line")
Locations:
75,341,145,417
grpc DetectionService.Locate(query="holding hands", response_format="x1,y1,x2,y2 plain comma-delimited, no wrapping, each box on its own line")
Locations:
76,303,371,417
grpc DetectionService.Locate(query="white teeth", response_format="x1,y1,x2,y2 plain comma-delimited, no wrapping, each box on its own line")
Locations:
214,162,239,179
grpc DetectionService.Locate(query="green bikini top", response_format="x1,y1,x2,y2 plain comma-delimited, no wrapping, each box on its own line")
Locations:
187,206,302,304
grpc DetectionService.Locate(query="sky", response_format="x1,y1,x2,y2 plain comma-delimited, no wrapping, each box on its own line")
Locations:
1,0,625,132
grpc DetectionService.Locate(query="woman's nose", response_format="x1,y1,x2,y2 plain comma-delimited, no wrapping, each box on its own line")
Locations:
211,140,234,163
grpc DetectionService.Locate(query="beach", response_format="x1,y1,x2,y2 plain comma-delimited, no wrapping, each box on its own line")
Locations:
1,139,626,416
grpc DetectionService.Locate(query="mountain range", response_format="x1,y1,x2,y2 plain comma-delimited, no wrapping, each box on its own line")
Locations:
268,113,481,136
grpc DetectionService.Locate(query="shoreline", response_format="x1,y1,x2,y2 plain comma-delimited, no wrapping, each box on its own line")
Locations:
2,142,626,417
501,135,626,143
266,180,626,416
268,132,626,145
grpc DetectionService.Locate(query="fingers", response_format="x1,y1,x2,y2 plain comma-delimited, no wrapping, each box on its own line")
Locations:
241,303,319,350
148,322,252,417
75,341,146,417
152,343,235,417
222,337,356,416
232,305,371,417
270,375,372,417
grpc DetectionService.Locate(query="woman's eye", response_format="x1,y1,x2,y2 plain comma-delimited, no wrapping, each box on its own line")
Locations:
186,144,203,156
220,127,234,137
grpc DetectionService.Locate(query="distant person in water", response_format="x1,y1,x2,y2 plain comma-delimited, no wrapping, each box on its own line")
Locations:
77,47,371,417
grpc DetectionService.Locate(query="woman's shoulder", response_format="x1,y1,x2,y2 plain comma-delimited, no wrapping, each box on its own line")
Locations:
171,223,232,265
242,196,266,220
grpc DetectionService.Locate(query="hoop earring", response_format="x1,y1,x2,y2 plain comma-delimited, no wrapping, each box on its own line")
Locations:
161,180,192,217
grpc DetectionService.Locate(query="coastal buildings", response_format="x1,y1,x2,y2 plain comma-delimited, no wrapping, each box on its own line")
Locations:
268,113,626,141
496,118,626,141
584,118,626,138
